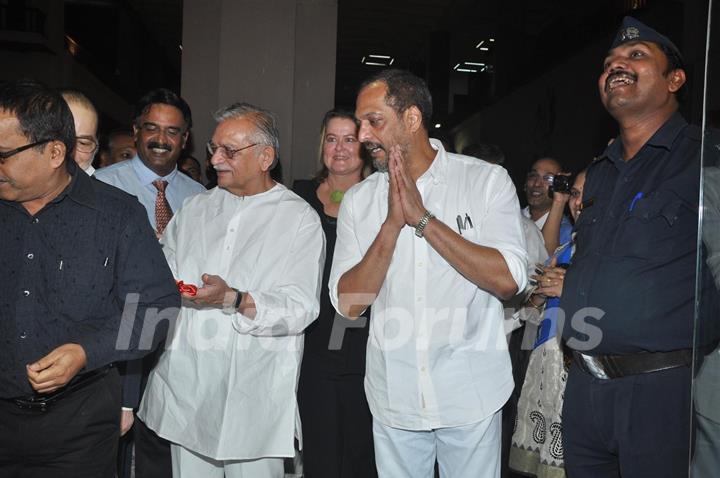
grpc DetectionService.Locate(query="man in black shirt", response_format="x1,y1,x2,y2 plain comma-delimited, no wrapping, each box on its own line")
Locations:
560,17,698,478
0,80,179,477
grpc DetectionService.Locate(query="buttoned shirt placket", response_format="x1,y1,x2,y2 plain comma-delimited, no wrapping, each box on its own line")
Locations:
221,205,244,279
413,174,440,428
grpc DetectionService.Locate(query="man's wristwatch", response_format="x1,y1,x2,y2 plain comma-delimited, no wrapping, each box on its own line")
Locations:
414,210,435,238
232,288,243,309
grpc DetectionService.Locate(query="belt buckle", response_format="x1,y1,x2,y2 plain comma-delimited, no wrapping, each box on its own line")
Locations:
8,364,112,411
578,352,610,380
13,397,50,412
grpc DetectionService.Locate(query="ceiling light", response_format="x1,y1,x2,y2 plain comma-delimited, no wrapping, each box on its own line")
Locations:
453,61,493,74
475,40,484,48
434,123,442,129
362,54,394,67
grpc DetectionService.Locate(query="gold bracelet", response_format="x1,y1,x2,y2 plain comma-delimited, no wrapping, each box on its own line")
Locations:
528,296,546,310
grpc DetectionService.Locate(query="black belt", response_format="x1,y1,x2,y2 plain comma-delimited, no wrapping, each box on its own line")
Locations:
4,364,113,411
572,349,692,379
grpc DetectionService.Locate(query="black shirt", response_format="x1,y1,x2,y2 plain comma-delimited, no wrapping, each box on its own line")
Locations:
561,112,700,355
292,179,370,376
0,162,180,398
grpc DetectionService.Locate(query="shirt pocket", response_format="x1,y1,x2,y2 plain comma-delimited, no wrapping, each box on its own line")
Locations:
615,190,690,260
47,249,116,320
572,206,603,260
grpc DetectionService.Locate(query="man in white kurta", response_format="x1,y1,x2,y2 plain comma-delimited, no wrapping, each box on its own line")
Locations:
329,70,527,478
138,103,324,478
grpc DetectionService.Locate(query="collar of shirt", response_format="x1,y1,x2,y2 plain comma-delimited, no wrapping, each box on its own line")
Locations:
207,183,283,220
62,160,99,210
601,111,688,166
421,138,449,185
522,206,549,229
131,155,178,186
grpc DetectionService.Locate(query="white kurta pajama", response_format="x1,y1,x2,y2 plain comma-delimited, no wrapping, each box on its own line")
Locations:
138,184,324,463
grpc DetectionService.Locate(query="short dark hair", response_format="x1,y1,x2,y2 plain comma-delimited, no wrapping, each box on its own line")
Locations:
134,88,192,130
463,143,505,165
179,155,200,168
531,156,564,172
108,129,134,146
313,108,371,182
360,69,433,129
0,79,75,167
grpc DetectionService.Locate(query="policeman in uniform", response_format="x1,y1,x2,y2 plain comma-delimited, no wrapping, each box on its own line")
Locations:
560,17,702,477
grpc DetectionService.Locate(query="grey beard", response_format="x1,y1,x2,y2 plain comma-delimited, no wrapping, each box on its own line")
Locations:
373,158,389,173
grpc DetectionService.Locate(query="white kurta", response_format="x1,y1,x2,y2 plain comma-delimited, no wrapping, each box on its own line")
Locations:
138,184,325,460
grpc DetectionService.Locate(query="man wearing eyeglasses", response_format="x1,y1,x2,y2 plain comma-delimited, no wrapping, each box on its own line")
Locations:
61,89,99,175
524,158,563,227
0,79,179,477
138,102,324,477
95,88,205,478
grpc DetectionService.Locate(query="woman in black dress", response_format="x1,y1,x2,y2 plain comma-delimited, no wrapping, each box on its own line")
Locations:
293,109,376,477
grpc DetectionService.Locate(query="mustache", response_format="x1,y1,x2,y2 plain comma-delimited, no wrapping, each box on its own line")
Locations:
605,69,638,91
362,141,384,152
147,141,172,151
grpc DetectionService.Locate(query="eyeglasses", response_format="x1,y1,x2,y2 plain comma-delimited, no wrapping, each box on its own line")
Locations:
75,136,98,154
0,138,53,163
526,172,554,184
206,142,258,160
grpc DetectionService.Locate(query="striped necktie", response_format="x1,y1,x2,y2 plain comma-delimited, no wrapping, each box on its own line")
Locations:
152,179,173,234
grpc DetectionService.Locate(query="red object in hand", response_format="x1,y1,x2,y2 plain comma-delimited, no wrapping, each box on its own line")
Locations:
176,280,198,296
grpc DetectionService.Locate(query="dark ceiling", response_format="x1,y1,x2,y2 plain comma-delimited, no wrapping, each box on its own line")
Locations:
63,0,669,126
125,0,183,72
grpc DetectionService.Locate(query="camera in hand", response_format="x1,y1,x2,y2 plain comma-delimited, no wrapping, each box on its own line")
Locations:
547,174,572,197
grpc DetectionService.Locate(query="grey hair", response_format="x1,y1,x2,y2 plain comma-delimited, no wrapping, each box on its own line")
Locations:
213,102,280,168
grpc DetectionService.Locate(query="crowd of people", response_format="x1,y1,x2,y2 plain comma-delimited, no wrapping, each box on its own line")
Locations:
0,15,713,478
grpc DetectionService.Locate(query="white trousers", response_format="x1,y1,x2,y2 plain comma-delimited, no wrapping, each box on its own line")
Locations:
373,411,501,478
170,444,284,478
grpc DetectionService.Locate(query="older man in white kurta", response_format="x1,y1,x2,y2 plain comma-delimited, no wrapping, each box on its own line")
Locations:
138,103,324,478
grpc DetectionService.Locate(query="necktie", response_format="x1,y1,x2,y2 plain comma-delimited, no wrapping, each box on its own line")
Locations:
153,179,173,234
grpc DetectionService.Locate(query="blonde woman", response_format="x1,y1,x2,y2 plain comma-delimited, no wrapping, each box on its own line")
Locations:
293,109,376,478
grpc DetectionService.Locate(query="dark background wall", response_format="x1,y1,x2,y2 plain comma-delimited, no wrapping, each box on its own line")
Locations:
0,0,713,187
451,0,710,201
